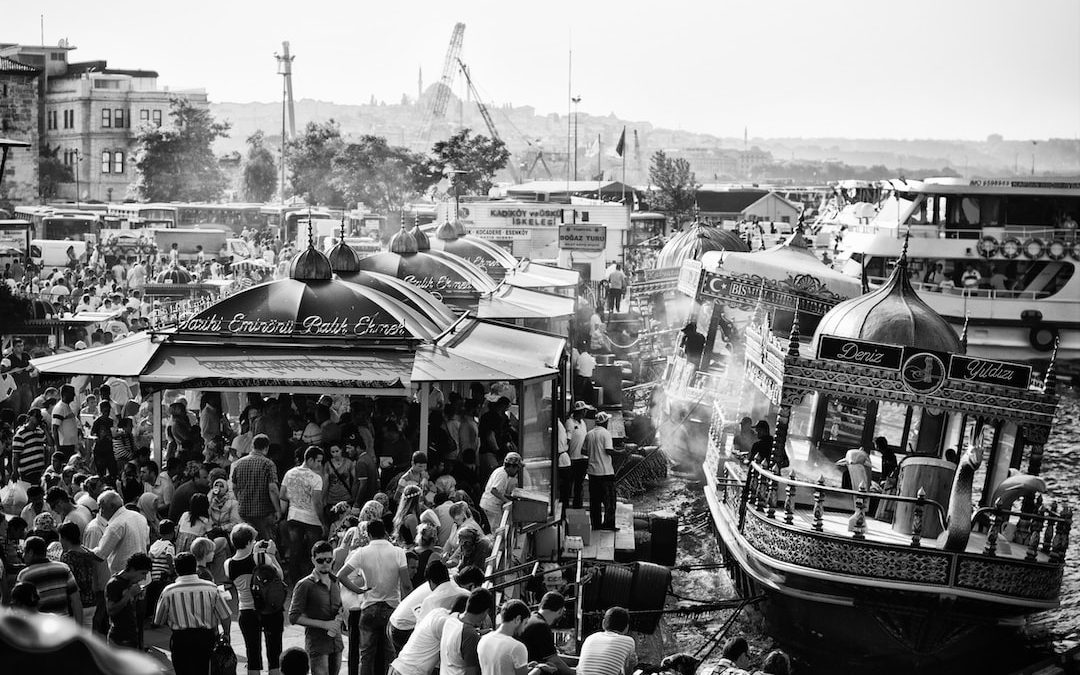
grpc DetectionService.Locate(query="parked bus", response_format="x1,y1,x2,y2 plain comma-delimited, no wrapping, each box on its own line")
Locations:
12,206,99,241
105,203,178,229
176,203,264,234
261,205,335,244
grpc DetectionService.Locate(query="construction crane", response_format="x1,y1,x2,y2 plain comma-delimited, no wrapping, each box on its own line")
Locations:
420,23,465,144
456,58,552,183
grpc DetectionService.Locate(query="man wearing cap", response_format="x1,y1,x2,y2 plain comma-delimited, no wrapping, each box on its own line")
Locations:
749,420,774,466
564,401,591,510
479,452,522,533
584,412,619,530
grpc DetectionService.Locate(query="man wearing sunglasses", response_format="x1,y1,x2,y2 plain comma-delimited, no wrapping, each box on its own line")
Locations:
290,540,345,675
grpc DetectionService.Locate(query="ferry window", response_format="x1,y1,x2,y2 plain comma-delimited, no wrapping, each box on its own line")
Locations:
101,151,111,174
979,197,1001,226
101,108,111,128
960,198,980,226
113,151,124,174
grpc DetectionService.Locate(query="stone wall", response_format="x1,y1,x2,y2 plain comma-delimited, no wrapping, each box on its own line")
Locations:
0,71,40,206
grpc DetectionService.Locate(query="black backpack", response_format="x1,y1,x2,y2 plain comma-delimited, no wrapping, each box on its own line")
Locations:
250,551,287,615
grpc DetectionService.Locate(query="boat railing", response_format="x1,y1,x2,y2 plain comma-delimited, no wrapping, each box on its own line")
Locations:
867,275,1056,301
845,223,1078,242
729,460,950,545
972,504,1074,562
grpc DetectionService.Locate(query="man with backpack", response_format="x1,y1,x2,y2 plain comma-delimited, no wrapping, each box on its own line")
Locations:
226,523,287,675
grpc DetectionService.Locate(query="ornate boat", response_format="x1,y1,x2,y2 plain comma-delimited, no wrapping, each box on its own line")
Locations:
703,239,1071,671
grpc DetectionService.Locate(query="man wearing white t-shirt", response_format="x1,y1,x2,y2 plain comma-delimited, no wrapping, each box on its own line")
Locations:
439,588,492,675
478,599,534,675
336,518,411,675
280,446,326,584
388,605,456,675
564,401,591,509
51,384,80,459
479,452,522,532
388,560,452,652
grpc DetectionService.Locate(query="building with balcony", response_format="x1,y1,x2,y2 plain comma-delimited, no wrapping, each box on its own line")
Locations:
0,42,208,202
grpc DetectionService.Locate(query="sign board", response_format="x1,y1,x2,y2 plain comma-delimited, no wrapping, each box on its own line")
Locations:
900,348,948,395
468,227,532,241
948,355,1032,390
178,312,409,339
699,273,835,315
816,335,904,370
677,260,704,296
558,224,606,251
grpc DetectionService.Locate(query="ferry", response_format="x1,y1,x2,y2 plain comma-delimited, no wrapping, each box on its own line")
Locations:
702,247,1071,671
836,177,1080,363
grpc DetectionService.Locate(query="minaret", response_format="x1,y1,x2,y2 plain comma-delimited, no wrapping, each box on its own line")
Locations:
417,66,423,104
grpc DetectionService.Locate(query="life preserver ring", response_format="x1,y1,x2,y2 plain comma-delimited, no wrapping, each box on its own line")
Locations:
1029,325,1058,352
977,236,998,257
1001,237,1022,259
1047,240,1068,260
1071,241,1080,261
1023,238,1044,259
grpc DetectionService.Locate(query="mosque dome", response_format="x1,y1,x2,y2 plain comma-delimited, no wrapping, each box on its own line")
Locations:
411,225,431,251
811,250,961,353
655,221,750,269
388,226,418,255
436,220,459,241
155,265,192,284
327,240,362,274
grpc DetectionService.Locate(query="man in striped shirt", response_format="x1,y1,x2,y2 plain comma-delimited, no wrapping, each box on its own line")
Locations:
154,552,232,675
576,606,637,675
12,409,48,485
16,535,83,622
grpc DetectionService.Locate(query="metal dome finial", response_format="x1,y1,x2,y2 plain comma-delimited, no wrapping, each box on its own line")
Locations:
1045,335,1060,392
899,229,912,268
788,301,802,358
306,211,314,250
959,314,970,353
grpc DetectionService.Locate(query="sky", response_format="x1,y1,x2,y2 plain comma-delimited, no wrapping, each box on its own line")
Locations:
6,0,1080,141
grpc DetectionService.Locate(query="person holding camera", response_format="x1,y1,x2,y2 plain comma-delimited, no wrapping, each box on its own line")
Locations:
226,524,286,675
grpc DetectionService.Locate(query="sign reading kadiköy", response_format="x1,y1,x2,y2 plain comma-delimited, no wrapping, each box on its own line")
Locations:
948,355,1032,390
178,312,408,338
699,273,835,315
558,225,606,251
816,335,904,370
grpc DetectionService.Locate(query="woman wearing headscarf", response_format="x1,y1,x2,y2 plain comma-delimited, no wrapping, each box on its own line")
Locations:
137,492,161,541
176,492,212,553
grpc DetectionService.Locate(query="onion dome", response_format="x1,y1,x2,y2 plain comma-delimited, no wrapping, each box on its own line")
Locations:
328,240,362,274
655,221,750,269
156,264,192,284
411,225,431,251
289,246,333,281
811,240,961,353
388,225,418,255
436,220,459,241
452,218,467,237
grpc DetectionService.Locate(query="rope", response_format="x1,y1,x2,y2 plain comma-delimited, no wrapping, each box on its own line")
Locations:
690,595,764,661
603,332,642,349
581,598,755,618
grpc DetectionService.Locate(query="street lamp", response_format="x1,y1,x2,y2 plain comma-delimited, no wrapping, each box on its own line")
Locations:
73,148,82,209
274,47,295,204
572,95,581,181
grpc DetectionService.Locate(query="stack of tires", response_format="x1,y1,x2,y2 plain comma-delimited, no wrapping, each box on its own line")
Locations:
582,562,671,635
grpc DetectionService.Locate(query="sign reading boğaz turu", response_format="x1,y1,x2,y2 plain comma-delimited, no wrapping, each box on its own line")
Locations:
948,355,1032,389
816,335,904,369
558,225,607,251
178,312,408,337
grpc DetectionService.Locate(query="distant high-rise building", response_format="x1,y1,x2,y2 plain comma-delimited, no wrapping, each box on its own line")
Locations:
0,42,209,202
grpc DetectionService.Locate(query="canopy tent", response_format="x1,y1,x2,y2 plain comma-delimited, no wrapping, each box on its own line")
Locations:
30,330,165,377
335,270,457,329
477,285,575,321
503,261,580,291
412,317,566,384
424,221,519,280
355,250,498,305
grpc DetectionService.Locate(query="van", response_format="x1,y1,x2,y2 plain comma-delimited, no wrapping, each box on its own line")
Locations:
30,239,88,269
151,228,228,264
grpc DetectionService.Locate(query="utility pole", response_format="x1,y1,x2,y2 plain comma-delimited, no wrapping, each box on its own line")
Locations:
274,43,295,204
73,148,81,209
572,96,582,181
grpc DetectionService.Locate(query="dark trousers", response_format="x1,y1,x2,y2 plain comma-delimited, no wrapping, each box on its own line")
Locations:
169,627,214,675
286,520,322,584
570,459,589,509
238,608,284,671
91,591,108,635
388,624,412,655
356,602,395,675
557,465,572,509
348,609,362,675
607,288,624,313
588,473,616,528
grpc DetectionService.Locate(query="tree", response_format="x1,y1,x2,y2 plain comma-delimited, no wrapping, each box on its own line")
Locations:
242,131,277,202
331,135,441,215
648,150,700,222
0,284,31,339
132,99,230,201
431,129,510,195
287,120,345,206
38,144,73,200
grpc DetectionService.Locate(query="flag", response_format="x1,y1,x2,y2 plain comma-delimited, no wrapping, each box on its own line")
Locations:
615,126,626,157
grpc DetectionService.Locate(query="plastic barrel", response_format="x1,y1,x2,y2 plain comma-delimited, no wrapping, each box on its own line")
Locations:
629,561,671,634
648,511,678,567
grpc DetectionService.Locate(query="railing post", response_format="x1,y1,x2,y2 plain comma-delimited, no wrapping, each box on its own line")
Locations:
766,472,778,519
783,483,795,525
755,467,767,513
849,482,867,539
1042,502,1058,554
911,487,926,548
1027,500,1045,562
812,475,825,532
1051,506,1073,564
984,509,1003,557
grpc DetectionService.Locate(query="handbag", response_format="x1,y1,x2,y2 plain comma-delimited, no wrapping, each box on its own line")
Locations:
210,633,238,675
